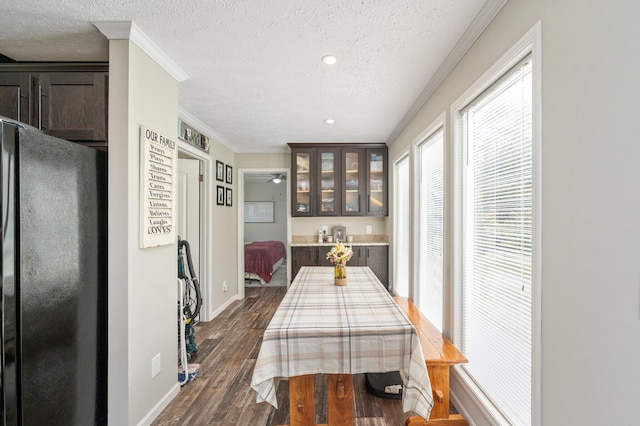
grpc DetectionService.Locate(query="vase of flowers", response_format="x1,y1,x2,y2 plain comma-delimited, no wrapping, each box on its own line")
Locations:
326,242,353,286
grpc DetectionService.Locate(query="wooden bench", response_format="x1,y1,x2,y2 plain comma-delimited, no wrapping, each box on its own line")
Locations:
393,297,469,426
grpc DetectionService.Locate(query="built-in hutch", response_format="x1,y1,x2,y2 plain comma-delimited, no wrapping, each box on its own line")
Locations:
288,142,389,287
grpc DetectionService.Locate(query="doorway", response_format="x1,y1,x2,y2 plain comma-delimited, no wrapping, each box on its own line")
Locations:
177,148,211,321
237,168,291,299
178,157,200,280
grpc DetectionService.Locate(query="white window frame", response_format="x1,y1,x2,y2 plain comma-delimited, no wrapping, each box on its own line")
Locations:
392,147,411,298
450,22,542,426
411,113,447,330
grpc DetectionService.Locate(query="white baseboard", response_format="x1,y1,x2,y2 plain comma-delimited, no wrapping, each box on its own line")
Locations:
136,382,180,426
209,294,240,319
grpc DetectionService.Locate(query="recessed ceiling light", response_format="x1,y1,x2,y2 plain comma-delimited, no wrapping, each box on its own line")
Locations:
325,119,335,124
321,55,337,65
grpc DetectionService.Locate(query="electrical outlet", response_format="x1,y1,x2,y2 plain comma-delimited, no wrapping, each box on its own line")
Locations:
322,225,328,234
152,353,161,378
223,280,228,292
366,225,372,234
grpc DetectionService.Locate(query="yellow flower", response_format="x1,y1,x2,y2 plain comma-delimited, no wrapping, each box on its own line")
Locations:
326,242,353,264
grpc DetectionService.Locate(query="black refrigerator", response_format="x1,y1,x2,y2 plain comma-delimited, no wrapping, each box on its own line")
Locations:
0,117,107,425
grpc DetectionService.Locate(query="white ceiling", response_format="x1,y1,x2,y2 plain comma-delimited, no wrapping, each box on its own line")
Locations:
244,173,287,184
0,0,499,153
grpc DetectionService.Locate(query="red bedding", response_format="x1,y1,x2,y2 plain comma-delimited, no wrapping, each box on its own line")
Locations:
244,241,286,283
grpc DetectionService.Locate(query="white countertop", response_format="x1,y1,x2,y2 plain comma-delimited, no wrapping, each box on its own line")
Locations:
289,241,389,247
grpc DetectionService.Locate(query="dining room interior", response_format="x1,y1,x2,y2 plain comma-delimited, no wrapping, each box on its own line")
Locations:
1,0,639,425
152,284,465,426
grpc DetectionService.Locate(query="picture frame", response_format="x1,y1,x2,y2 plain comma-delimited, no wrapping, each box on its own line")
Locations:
226,187,233,207
216,161,224,182
216,185,225,205
244,201,274,223
226,164,233,184
333,226,346,243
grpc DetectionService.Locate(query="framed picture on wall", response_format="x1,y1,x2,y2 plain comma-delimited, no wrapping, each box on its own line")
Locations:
216,185,225,205
226,187,233,206
216,161,224,182
226,165,233,184
244,201,274,223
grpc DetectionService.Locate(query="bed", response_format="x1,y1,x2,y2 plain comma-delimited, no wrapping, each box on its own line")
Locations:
244,241,286,284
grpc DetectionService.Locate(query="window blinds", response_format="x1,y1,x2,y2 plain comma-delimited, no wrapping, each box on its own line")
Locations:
461,56,532,425
417,129,444,332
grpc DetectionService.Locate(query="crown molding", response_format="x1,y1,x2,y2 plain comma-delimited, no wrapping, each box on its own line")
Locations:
386,0,508,145
92,21,189,83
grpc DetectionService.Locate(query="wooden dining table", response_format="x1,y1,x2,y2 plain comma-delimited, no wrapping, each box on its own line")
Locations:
251,266,434,425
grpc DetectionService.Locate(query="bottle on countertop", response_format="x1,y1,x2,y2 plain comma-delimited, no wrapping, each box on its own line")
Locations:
318,230,323,243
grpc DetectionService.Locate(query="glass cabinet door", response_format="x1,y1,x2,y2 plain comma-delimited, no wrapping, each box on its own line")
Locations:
367,148,387,215
292,148,315,216
318,148,340,215
342,149,365,215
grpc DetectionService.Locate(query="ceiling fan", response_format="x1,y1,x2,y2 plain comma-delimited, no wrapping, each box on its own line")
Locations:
268,174,287,184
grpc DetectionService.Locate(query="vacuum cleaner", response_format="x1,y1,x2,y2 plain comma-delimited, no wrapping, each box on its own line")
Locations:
178,237,203,384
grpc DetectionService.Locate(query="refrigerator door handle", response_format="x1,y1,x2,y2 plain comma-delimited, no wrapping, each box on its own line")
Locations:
38,85,42,129
38,85,47,130
17,87,21,122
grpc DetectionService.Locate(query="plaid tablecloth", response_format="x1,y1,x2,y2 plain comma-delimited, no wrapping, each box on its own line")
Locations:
250,266,433,419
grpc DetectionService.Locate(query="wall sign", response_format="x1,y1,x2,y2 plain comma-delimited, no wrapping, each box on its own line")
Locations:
140,126,177,248
178,119,210,153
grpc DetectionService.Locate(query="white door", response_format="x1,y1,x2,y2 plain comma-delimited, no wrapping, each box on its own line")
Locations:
178,158,201,279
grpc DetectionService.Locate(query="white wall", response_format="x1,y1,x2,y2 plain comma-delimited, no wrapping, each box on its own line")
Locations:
236,152,290,169
291,216,386,238
244,182,287,245
108,40,179,425
207,143,239,318
107,39,130,426
387,0,640,424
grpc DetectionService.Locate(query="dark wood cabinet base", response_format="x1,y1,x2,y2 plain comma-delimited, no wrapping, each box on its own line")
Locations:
291,245,388,288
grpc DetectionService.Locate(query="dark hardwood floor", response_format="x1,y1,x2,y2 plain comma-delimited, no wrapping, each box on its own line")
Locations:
151,286,414,426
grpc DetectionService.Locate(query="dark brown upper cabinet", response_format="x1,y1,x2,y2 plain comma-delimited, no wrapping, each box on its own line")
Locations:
341,147,365,216
0,64,108,147
366,147,388,216
289,143,388,217
39,72,108,144
0,73,32,124
318,147,342,216
291,146,316,216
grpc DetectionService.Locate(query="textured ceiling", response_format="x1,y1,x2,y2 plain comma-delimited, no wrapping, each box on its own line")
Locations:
0,0,491,152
